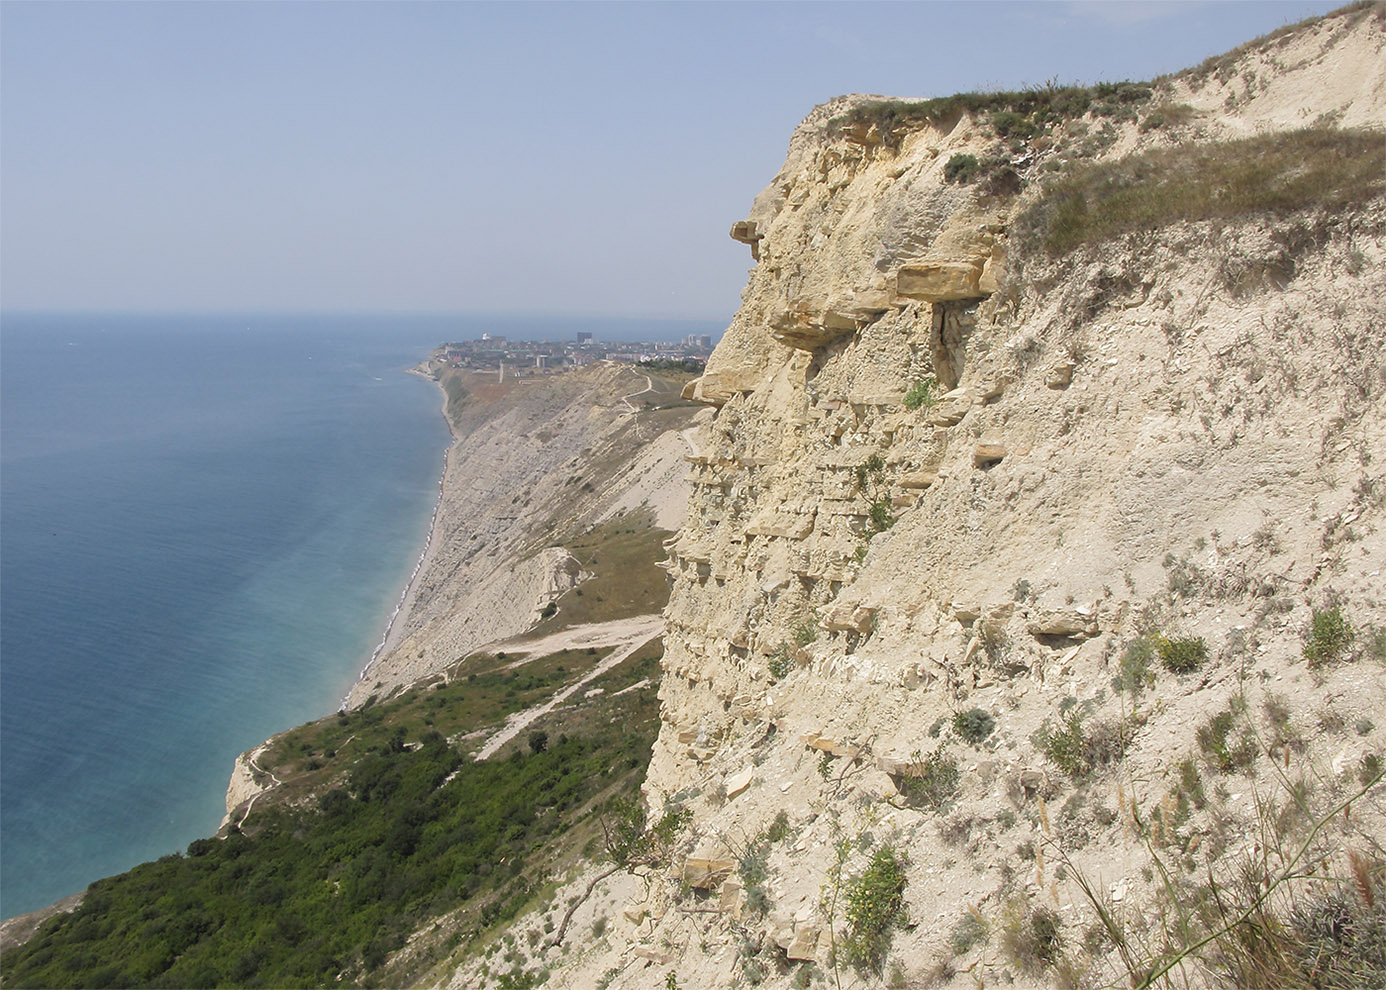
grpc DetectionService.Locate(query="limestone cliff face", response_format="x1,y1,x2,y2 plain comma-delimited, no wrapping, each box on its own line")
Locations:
582,7,1386,987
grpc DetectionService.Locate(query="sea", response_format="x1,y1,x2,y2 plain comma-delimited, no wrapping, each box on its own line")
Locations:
0,310,721,920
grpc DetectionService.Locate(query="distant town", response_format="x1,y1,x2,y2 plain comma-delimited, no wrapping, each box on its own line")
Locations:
436,331,715,376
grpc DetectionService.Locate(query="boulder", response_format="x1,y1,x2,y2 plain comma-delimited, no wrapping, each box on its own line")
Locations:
683,854,736,889
928,387,974,426
725,767,754,800
1026,607,1099,638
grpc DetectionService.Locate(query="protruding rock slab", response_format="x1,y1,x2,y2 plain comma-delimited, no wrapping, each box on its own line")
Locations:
897,262,984,303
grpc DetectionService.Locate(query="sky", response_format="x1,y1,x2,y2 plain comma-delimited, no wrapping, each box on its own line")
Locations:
0,1,1344,321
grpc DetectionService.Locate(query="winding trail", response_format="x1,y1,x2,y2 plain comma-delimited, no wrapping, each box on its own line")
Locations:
473,615,663,760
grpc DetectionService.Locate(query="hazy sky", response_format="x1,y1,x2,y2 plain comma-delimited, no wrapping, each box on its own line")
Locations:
1,1,1341,320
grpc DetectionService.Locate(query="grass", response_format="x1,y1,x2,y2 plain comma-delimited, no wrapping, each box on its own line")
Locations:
1112,634,1157,698
1157,635,1208,674
999,901,1064,976
1197,702,1259,774
897,749,961,813
536,510,673,631
1036,709,1131,779
1062,766,1386,990
1303,605,1354,668
1014,129,1386,256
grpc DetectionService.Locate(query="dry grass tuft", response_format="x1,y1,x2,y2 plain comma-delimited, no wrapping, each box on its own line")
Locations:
1016,129,1386,256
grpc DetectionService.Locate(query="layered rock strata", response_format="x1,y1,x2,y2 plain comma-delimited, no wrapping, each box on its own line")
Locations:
527,8,1386,988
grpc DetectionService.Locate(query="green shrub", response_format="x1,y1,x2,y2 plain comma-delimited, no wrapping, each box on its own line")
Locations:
944,153,981,184
1197,706,1258,774
1158,635,1207,674
1036,710,1129,779
952,708,996,745
902,378,937,411
1112,634,1157,697
899,749,961,812
842,847,908,973
1304,606,1354,667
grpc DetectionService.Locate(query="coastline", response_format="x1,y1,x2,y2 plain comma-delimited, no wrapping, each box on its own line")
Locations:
345,363,458,706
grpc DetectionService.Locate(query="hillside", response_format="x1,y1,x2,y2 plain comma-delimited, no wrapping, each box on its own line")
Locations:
0,361,705,985
478,7,1386,989
3,7,1383,990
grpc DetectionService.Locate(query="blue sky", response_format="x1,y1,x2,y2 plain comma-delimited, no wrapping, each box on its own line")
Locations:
1,1,1341,320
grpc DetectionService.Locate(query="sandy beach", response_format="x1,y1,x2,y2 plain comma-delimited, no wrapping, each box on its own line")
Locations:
350,365,459,698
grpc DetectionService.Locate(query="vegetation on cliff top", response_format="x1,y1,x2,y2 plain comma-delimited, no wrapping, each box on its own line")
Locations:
1014,128,1386,256
830,80,1153,149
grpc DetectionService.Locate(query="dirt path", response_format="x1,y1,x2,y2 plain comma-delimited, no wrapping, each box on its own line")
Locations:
489,614,664,666
473,615,663,760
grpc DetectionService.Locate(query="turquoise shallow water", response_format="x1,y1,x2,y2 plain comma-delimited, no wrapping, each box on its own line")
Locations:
0,313,455,918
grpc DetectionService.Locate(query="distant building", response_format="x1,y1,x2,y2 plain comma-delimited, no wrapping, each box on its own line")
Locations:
576,331,594,344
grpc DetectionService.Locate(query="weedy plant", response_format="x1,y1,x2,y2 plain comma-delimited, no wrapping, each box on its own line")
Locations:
999,899,1064,976
898,748,961,813
1304,605,1354,667
1157,634,1208,674
1112,633,1157,698
952,707,996,746
1197,702,1259,774
902,377,938,411
1061,765,1386,990
841,846,909,974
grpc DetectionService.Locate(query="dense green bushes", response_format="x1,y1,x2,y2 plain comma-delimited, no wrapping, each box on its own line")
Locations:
1,728,650,988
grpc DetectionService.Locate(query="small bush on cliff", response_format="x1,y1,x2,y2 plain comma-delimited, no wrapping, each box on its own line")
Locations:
953,707,996,745
1036,709,1130,779
944,153,981,184
902,377,937,411
1157,634,1207,674
768,644,794,681
900,748,961,812
1304,605,1354,668
842,846,909,973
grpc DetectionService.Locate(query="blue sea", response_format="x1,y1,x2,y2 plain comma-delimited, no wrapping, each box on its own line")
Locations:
0,312,459,921
0,311,721,920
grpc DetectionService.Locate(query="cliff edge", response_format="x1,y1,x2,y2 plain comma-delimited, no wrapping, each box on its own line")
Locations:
499,7,1386,988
